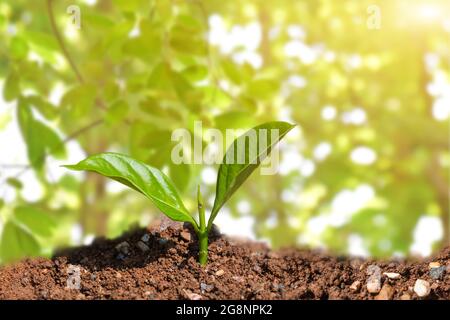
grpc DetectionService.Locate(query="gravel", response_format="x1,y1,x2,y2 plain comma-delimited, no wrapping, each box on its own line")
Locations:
215,269,225,276
429,266,445,280
413,279,431,298
136,241,150,253
180,231,192,242
115,241,131,255
366,265,382,294
350,280,361,292
375,284,395,300
383,272,401,279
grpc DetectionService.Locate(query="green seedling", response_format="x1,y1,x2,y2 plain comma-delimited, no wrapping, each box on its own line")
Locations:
64,121,294,265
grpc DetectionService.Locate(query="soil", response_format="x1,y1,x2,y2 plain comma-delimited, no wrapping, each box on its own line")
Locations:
0,219,449,300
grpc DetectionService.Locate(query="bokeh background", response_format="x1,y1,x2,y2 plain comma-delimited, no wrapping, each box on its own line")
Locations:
0,0,449,264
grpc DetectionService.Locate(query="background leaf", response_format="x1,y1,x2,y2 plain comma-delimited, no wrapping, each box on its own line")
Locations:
17,99,66,170
0,221,40,264
14,206,57,238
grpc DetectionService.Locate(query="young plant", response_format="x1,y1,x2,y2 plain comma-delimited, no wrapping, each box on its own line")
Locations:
64,121,294,265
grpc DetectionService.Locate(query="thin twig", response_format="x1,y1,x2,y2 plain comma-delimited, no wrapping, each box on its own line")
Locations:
0,164,29,168
192,0,237,103
0,119,104,183
47,0,84,84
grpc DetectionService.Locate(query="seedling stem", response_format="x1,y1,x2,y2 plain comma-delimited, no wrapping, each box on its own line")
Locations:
197,186,208,266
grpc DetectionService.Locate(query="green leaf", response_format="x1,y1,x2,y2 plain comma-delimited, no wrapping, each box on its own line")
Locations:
14,206,57,238
83,12,115,30
115,0,148,12
122,18,162,62
3,71,20,102
129,125,174,163
26,95,58,120
222,60,254,85
215,111,256,130
246,79,278,100
0,220,40,264
169,163,191,193
182,65,208,82
208,121,295,230
23,31,59,65
10,36,28,60
59,174,80,192
6,178,23,190
35,121,67,159
169,15,206,56
147,62,173,90
106,100,129,124
0,111,11,130
64,153,196,225
17,99,66,169
61,84,97,118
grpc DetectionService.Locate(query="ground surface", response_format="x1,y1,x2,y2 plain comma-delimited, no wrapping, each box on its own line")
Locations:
0,219,449,300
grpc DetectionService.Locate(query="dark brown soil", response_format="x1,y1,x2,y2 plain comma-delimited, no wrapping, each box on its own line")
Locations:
0,219,449,300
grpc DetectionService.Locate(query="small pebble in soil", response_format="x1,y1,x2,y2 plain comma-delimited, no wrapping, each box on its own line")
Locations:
429,266,445,280
350,280,361,292
383,272,401,280
366,265,382,294
253,265,262,273
115,241,131,255
414,279,431,298
400,293,411,300
200,283,214,293
428,262,441,269
272,283,285,292
159,216,181,231
76,293,85,300
180,231,191,242
141,234,150,243
375,284,395,300
38,290,48,299
183,289,202,300
215,269,225,277
136,241,150,253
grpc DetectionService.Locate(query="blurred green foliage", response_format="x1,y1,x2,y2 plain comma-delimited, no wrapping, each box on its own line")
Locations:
0,0,449,264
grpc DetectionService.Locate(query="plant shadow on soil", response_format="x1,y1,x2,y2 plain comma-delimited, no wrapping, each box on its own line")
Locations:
53,219,223,273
